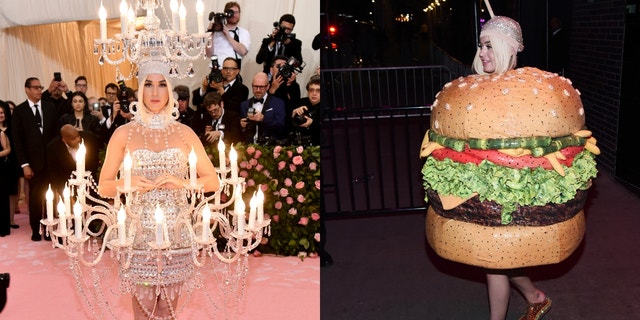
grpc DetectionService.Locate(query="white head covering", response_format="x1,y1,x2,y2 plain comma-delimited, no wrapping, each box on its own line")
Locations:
480,16,524,53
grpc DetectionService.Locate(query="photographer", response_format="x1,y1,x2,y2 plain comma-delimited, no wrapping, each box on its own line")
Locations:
268,55,302,135
291,75,322,146
206,2,250,68
192,57,248,115
94,83,130,143
256,14,303,75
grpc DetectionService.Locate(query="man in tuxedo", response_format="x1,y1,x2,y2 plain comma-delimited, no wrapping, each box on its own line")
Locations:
11,77,62,241
192,57,249,115
91,83,130,144
256,14,303,75
239,72,286,144
46,125,100,198
173,85,196,127
191,92,242,147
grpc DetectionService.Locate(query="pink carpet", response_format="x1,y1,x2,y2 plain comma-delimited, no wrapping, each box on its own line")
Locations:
0,200,319,319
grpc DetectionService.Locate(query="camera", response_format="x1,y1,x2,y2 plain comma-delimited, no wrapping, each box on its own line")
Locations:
247,107,255,117
54,72,62,82
293,110,314,126
92,102,101,111
208,56,223,84
276,56,306,82
272,22,296,43
208,10,234,32
117,80,130,113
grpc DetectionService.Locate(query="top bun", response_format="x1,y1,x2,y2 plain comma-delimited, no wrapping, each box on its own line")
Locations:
430,67,585,139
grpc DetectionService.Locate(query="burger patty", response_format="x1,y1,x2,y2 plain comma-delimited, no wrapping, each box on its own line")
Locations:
426,188,588,227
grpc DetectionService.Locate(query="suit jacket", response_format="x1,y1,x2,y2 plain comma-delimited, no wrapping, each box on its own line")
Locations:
45,131,100,196
239,95,286,143
256,37,303,74
11,100,61,172
59,112,105,143
100,104,128,143
191,109,243,146
191,80,249,115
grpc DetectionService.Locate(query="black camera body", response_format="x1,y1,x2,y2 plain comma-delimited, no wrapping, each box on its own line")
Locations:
272,22,296,42
208,56,223,84
293,109,314,126
208,10,234,32
276,56,306,82
117,80,130,113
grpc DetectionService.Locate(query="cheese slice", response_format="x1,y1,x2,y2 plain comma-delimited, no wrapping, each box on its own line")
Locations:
439,192,478,210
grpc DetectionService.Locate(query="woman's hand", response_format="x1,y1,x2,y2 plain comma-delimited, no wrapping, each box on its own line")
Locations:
153,174,186,189
131,176,158,193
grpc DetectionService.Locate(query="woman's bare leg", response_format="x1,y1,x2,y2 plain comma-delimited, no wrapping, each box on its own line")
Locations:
486,273,511,320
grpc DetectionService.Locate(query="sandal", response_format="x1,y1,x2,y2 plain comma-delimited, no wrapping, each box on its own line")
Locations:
519,297,552,320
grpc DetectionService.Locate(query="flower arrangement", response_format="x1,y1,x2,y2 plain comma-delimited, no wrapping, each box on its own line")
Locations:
206,143,321,258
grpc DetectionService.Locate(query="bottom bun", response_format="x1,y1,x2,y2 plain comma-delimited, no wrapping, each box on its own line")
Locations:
426,207,585,269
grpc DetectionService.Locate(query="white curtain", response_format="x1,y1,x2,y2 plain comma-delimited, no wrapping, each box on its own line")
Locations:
0,0,320,104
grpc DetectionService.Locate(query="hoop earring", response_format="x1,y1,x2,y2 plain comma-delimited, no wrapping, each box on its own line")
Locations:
129,102,139,117
171,102,179,120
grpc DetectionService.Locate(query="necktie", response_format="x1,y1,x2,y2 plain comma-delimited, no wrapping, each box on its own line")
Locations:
212,119,218,128
34,104,42,129
224,84,230,92
231,28,241,68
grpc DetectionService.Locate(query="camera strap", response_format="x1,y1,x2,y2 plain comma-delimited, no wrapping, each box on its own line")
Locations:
230,28,241,68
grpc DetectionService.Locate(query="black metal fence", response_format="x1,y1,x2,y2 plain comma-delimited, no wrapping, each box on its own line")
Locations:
321,66,452,218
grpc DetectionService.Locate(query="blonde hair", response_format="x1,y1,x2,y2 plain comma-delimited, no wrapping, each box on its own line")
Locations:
132,73,178,126
472,33,518,75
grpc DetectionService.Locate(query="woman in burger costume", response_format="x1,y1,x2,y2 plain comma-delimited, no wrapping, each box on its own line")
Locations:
472,16,552,320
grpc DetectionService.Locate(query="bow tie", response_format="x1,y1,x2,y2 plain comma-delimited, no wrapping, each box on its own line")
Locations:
253,98,264,104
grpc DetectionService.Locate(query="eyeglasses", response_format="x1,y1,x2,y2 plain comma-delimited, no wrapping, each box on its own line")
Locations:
27,85,45,90
222,67,239,71
105,91,118,96
76,84,88,87
252,85,268,90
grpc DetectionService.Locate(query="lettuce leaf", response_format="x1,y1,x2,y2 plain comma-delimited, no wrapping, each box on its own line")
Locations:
421,150,598,224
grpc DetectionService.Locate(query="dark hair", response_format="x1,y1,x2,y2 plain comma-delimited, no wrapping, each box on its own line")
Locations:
279,14,296,26
174,85,191,100
75,76,87,84
203,91,223,107
105,83,119,94
68,91,90,113
0,100,11,128
271,55,289,66
223,57,240,69
24,77,39,87
306,75,320,91
224,1,240,13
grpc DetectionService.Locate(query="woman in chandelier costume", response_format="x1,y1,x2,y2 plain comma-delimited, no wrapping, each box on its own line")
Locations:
98,59,219,319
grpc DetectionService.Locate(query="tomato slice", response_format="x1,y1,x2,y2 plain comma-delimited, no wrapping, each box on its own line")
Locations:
431,146,584,169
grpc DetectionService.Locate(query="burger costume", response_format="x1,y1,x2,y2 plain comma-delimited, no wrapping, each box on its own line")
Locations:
420,20,599,269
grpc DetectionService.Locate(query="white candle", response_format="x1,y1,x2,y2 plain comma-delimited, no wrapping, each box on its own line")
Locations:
189,147,197,187
117,207,126,245
196,0,205,34
63,184,71,217
46,185,54,222
179,2,187,33
99,4,107,41
155,206,164,245
127,8,135,34
73,201,82,239
76,140,86,179
217,138,226,173
119,0,128,36
256,187,265,224
57,198,67,233
123,150,132,190
236,197,245,236
201,204,211,241
229,146,238,180
170,0,179,32
248,193,257,229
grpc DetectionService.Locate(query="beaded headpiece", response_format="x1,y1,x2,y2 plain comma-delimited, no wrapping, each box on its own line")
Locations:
137,57,171,81
480,16,524,53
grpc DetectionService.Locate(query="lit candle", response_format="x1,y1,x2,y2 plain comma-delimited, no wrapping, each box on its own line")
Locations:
170,0,179,32
123,150,132,190
179,1,187,33
57,197,67,234
217,138,226,173
63,184,71,217
99,3,107,41
119,0,128,36
73,201,82,239
117,206,126,245
201,204,211,241
196,0,205,34
76,140,86,179
46,185,54,222
236,196,245,236
229,145,238,180
248,193,257,229
155,206,164,245
189,147,198,187
256,187,265,224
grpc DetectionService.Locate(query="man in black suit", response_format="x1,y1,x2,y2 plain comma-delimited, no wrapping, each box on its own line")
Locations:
91,83,130,144
256,14,303,75
191,57,249,115
46,125,100,198
11,77,62,241
239,72,286,144
191,92,242,147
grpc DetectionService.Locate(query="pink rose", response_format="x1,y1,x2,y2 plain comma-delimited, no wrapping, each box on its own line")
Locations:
246,146,255,155
315,180,320,190
309,252,318,258
274,201,282,209
240,170,249,178
256,164,264,171
239,160,248,169
293,155,304,165
289,164,296,172
278,161,286,170
254,150,262,159
287,150,293,158
314,233,321,242
263,169,271,178
309,162,317,170
284,178,293,187
273,152,280,158
249,158,258,166
261,184,268,192
272,215,279,222
297,194,305,203
252,250,262,257
311,213,320,221
288,207,297,215
260,237,269,245
295,181,305,189
274,146,282,153
279,188,288,197
286,197,294,205
247,179,255,186
298,217,309,226
296,146,304,154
